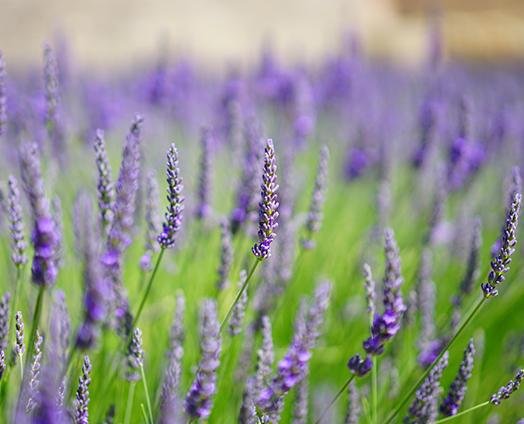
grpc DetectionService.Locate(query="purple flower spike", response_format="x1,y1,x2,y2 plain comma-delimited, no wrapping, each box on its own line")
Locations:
481,192,521,298
158,143,184,249
93,129,115,234
405,352,448,424
185,299,221,420
73,355,92,424
0,51,6,137
20,143,58,287
195,127,212,221
440,340,475,416
0,292,10,353
490,368,524,406
140,171,161,271
75,193,109,349
7,176,27,268
252,138,279,260
302,145,329,250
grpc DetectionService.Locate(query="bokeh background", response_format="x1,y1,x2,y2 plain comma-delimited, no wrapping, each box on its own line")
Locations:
2,0,524,68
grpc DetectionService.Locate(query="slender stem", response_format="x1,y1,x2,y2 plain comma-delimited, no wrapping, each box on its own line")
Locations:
28,286,45,359
140,403,149,424
372,357,378,424
315,374,355,424
18,354,24,381
385,296,486,424
220,259,260,331
132,249,165,329
124,383,136,424
434,401,490,423
140,364,154,424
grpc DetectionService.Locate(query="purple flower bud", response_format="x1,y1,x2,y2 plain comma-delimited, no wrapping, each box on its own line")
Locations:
490,368,523,406
140,171,161,271
405,352,448,423
73,355,91,424
347,354,372,377
252,139,279,260
440,340,475,416
75,193,110,349
13,311,24,363
126,328,144,382
482,192,521,297
20,143,58,287
93,129,115,234
185,300,221,420
302,145,329,250
216,219,233,291
158,143,184,249
195,128,212,220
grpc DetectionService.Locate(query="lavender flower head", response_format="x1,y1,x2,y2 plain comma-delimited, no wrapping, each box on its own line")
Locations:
257,282,331,416
302,145,329,250
0,292,10,353
255,316,274,399
0,51,6,137
440,339,475,416
140,171,161,270
490,368,523,406
14,311,24,360
185,299,221,420
93,129,115,234
363,262,375,318
25,330,43,414
20,143,58,286
76,194,110,349
126,327,144,382
7,175,27,267
73,355,92,424
158,143,184,249
404,352,449,424
216,219,233,291
252,138,279,260
195,127,212,220
481,192,521,297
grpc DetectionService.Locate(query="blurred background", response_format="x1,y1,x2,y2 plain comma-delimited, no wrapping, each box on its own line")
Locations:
2,0,524,68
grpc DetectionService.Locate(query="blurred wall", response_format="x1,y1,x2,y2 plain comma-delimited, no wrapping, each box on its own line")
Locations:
1,0,524,68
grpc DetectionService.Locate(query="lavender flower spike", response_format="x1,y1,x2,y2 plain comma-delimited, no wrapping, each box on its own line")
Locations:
93,129,115,234
158,143,184,249
363,263,375,318
490,368,523,405
0,351,5,380
404,352,449,424
195,127,212,220
185,299,221,420
252,138,279,259
140,171,161,271
73,355,92,424
255,316,274,399
20,143,58,286
302,145,329,250
0,292,10,353
14,311,24,361
229,270,248,336
126,327,144,382
344,381,360,424
481,192,521,297
440,339,475,416
216,219,233,291
0,51,6,137
76,193,109,349
8,177,28,268
25,331,44,414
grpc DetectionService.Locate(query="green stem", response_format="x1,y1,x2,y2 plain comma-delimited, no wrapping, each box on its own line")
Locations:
385,296,486,424
132,249,165,329
28,286,45,360
220,259,260,332
124,383,136,424
434,401,490,423
18,354,24,381
372,357,378,424
140,364,154,424
140,403,149,424
315,374,356,424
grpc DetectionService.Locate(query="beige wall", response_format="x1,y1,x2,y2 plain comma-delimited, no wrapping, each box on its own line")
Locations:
1,0,523,68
